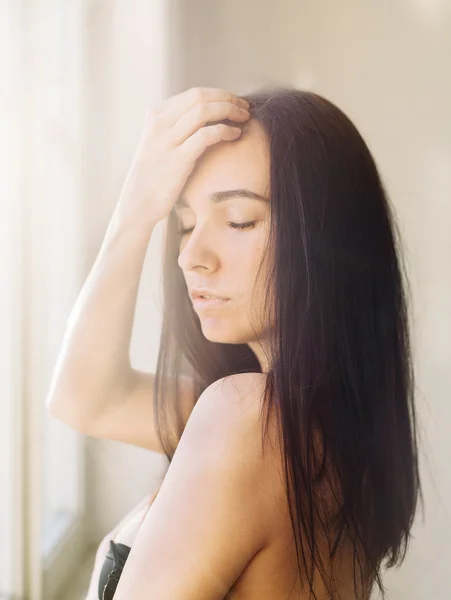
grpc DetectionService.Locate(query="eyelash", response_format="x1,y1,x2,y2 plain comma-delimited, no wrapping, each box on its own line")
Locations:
178,221,256,236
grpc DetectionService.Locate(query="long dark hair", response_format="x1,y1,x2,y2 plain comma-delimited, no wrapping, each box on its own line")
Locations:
152,87,422,599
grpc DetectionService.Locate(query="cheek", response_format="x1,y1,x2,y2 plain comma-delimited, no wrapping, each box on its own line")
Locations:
230,247,268,303
228,238,262,272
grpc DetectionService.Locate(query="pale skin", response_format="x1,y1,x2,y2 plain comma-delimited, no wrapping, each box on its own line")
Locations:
112,372,289,600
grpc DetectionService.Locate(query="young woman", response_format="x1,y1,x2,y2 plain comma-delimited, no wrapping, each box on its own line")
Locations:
47,86,421,600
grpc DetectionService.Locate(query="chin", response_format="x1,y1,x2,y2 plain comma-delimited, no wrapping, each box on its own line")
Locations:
199,319,252,345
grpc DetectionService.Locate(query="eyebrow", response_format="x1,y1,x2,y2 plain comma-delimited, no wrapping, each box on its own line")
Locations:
175,188,269,209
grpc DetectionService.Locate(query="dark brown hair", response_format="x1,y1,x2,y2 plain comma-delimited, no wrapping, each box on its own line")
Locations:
151,87,422,599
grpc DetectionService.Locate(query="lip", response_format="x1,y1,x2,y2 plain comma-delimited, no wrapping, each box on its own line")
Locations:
192,297,230,310
189,288,230,311
189,288,230,301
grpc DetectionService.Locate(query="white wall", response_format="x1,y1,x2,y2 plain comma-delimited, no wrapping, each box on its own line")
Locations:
85,2,451,597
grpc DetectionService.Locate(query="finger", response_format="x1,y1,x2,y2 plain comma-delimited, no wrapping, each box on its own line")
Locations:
177,123,243,162
170,101,249,146
159,87,250,127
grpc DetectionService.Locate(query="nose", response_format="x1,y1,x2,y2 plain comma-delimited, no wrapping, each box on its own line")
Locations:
177,225,218,272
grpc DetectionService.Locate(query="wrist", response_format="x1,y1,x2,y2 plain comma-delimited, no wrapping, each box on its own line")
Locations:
103,208,157,248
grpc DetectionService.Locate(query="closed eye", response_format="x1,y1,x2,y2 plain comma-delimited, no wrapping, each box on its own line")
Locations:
178,221,257,236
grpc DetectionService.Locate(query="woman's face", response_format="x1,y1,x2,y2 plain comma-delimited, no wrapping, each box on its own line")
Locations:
175,119,272,347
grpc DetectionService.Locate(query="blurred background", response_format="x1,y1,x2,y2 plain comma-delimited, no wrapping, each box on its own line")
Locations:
1,0,450,599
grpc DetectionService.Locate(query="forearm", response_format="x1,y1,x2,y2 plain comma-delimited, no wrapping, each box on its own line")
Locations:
46,216,156,428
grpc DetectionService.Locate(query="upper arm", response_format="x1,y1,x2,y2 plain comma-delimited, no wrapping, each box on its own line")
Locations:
113,372,277,600
84,370,197,453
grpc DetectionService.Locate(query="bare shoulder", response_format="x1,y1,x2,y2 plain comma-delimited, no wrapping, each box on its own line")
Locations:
187,371,286,524
110,372,288,598
189,372,272,438
198,371,269,410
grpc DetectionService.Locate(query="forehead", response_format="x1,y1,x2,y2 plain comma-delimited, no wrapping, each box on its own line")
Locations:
180,119,270,206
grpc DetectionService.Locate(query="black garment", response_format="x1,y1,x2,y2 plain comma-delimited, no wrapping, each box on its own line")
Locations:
98,540,132,600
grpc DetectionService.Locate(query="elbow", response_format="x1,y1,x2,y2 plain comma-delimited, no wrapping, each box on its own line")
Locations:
45,395,90,434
